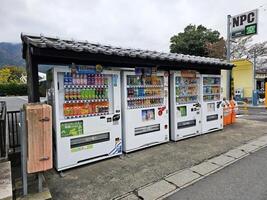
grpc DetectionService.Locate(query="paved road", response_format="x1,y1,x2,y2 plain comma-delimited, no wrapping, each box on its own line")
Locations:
167,147,267,200
0,96,46,111
0,96,28,111
238,107,267,122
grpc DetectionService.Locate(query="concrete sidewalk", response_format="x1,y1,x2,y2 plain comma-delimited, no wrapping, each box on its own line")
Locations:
45,118,267,200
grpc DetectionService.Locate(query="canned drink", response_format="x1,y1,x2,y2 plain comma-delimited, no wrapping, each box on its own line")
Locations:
72,74,76,85
77,89,81,99
76,74,80,85
101,74,104,85
64,89,69,100
69,89,73,100
92,74,95,85
95,74,98,85
87,74,91,85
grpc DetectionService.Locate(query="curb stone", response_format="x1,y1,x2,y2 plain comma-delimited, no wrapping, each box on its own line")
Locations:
207,154,236,166
137,180,176,200
113,192,140,200
224,148,248,159
190,162,220,176
165,169,201,188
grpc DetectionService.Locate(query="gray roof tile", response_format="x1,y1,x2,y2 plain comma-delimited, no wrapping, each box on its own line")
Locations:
21,33,233,68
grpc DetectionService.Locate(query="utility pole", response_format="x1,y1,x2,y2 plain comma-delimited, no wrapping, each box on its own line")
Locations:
253,48,257,91
252,48,258,106
226,15,231,100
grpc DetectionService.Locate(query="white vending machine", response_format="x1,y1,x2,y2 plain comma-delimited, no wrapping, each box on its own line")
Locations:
121,70,169,153
47,65,122,171
201,74,223,134
170,70,201,141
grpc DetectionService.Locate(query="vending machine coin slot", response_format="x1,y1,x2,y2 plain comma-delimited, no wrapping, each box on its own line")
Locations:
217,101,222,108
112,114,120,121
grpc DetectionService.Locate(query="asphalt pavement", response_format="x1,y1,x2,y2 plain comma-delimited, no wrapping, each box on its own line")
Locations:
167,146,267,200
0,96,46,111
239,107,267,122
0,96,28,111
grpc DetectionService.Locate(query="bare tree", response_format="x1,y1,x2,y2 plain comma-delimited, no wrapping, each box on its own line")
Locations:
229,36,267,69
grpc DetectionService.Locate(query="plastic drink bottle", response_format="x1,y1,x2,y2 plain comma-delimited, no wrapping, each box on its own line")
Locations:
85,74,88,85
104,88,108,98
104,76,108,85
77,89,81,99
64,73,68,85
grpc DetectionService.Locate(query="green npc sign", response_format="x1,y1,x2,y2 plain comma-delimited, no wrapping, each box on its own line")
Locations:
231,9,258,38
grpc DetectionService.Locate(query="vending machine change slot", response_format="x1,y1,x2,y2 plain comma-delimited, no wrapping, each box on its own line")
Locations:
206,114,218,122
70,132,110,148
134,124,160,136
177,120,196,129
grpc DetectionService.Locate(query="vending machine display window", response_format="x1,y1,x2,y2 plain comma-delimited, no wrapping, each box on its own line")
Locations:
175,76,199,104
126,75,164,109
62,72,115,119
203,77,221,102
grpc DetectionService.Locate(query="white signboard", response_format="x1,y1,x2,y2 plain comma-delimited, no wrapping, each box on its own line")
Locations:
231,9,258,38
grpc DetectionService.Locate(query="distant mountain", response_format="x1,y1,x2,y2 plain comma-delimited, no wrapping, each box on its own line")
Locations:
0,42,25,67
0,42,52,72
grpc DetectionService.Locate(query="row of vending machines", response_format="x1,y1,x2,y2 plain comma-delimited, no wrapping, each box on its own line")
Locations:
47,66,223,171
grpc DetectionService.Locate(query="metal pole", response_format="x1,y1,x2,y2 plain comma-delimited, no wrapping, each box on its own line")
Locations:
20,110,28,195
226,15,231,100
253,49,257,90
38,173,43,192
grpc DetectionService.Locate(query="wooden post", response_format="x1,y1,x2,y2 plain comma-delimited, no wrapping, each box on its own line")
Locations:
26,46,40,103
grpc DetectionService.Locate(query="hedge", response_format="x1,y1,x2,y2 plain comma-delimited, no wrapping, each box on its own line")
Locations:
0,83,28,96
0,83,47,97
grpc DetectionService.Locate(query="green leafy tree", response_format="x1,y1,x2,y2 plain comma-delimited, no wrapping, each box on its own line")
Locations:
0,66,26,84
0,68,11,83
170,24,222,57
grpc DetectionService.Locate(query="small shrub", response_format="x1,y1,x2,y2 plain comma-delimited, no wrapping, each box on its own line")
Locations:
0,83,27,96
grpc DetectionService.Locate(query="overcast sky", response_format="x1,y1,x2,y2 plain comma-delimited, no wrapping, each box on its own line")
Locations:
0,0,266,52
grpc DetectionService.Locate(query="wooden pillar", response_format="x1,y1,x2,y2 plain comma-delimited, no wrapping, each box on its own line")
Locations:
26,46,40,103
